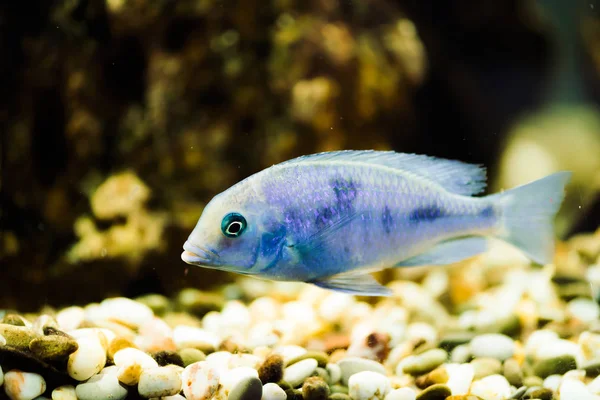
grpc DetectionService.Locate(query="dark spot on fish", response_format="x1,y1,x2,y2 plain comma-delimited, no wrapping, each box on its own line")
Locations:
343,246,350,254
381,205,394,235
330,177,358,213
409,205,444,223
315,205,335,229
480,205,494,218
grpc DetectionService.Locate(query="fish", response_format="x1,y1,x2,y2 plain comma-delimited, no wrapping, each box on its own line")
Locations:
181,150,571,296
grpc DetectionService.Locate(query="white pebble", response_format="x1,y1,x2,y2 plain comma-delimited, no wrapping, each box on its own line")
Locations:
469,333,515,361
567,298,600,324
4,370,46,400
56,307,85,331
524,330,559,356
51,385,77,400
95,297,154,328
283,358,318,387
470,374,511,400
205,351,233,373
338,357,387,385
450,344,471,364
534,338,582,361
348,371,391,400
138,366,182,398
181,361,220,400
67,335,107,381
589,375,600,395
446,363,474,395
75,372,127,400
272,345,307,363
579,331,600,361
318,292,355,323
384,387,416,400
219,300,252,334
543,374,563,391
406,322,437,344
113,347,158,369
173,326,221,350
228,353,262,369
326,363,342,384
559,378,595,400
218,367,260,397
262,383,287,400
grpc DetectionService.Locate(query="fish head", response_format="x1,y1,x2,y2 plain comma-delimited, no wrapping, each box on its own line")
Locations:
181,183,285,275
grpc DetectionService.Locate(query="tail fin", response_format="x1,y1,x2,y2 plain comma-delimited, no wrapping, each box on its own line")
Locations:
489,171,572,265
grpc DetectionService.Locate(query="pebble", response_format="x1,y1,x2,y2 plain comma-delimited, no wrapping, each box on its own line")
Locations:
348,371,391,400
113,347,158,385
181,361,220,400
75,371,127,400
173,326,221,352
399,349,448,376
326,363,342,384
107,336,136,360
283,358,318,387
95,297,154,328
566,298,600,324
228,375,263,400
29,334,79,361
445,363,474,395
258,354,285,383
138,366,182,397
469,333,515,361
338,357,387,385
384,387,417,400
302,376,330,400
503,358,523,387
262,383,287,400
0,324,38,350
589,375,600,395
3,370,46,400
51,385,77,400
414,384,451,400
179,348,207,366
450,344,471,364
286,351,329,368
526,387,554,400
559,378,594,399
533,355,577,378
415,366,448,389
469,374,512,400
67,335,107,381
470,357,502,379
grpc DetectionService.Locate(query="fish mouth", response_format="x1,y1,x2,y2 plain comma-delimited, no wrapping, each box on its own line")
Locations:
181,241,220,266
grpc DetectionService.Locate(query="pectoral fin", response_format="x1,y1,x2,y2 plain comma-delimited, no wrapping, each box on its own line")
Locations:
395,236,487,267
311,271,392,297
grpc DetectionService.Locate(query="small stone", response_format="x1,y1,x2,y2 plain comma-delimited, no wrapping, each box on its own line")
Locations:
229,353,262,370
56,307,85,331
75,371,127,400
445,363,474,395
0,324,38,350
274,345,308,363
153,350,184,367
176,288,224,316
450,344,471,364
384,387,416,400
348,371,391,400
346,332,391,363
1,314,28,326
284,358,318,387
138,366,182,398
107,336,136,360
95,297,154,328
526,387,553,400
338,357,387,385
113,347,158,385
542,374,562,391
262,383,287,400
470,374,511,400
173,326,221,352
582,360,600,377
558,378,593,400
589,374,600,395
415,384,451,400
179,348,207,367
326,363,341,385
503,358,523,387
400,349,448,376
67,335,107,381
134,293,171,315
330,384,349,394
415,366,448,389
329,394,351,400
29,335,78,361
219,367,260,398
259,354,285,383
229,375,263,400
510,386,527,399
287,351,329,368
438,333,476,352
469,334,515,361
51,385,77,400
181,361,220,400
4,370,46,400
522,376,544,387
302,376,330,400
566,297,600,324
533,355,577,378
470,358,502,379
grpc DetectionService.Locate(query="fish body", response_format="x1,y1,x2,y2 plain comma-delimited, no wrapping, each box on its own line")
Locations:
182,151,571,296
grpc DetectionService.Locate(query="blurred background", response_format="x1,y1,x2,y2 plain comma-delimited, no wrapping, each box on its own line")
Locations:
1,0,599,312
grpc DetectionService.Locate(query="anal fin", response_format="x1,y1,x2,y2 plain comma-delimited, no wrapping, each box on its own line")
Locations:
396,236,487,267
311,272,392,297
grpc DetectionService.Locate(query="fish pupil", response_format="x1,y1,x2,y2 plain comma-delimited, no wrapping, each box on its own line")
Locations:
221,213,247,238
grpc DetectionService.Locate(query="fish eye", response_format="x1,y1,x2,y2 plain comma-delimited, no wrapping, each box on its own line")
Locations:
221,212,247,238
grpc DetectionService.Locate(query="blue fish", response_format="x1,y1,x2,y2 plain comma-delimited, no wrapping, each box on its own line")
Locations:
181,150,571,296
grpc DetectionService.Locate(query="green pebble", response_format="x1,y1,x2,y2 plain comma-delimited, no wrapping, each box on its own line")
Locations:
29,335,78,361
533,355,577,379
524,387,553,400
1,314,27,326
134,294,171,315
503,358,523,387
329,385,348,394
471,357,502,379
228,376,263,400
415,384,452,400
302,376,330,400
287,351,329,368
176,288,224,316
522,376,544,387
438,332,476,351
328,394,351,400
0,324,38,350
581,360,600,377
403,349,448,375
178,348,206,366
285,388,304,400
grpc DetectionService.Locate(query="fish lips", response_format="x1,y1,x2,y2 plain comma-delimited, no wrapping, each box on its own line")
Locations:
181,241,220,267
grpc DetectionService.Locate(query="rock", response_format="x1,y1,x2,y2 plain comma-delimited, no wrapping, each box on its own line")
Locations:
258,354,284,384
470,374,511,400
589,374,600,395
559,378,594,400
94,297,154,328
51,385,77,400
450,344,471,364
218,367,260,398
526,387,553,400
152,350,184,367
0,324,38,350
522,376,544,387
137,366,182,397
338,357,387,385
329,394,351,400
75,370,127,400
502,358,523,387
229,353,262,370
173,326,221,352
179,348,207,367
67,335,107,381
181,361,220,400
302,376,330,400
326,363,342,384
415,366,448,389
510,386,527,399
542,374,563,392
283,358,318,387
384,387,417,400
1,314,28,326
566,298,600,324
286,351,329,368
56,307,85,331
533,355,577,378
579,331,600,361
134,293,171,315
445,363,474,395
470,358,502,379
113,347,159,369
469,334,515,361
274,345,308,363
261,383,287,400
29,335,78,361
414,384,451,400
3,370,46,400
176,289,224,317
400,349,448,376
228,375,263,400
107,336,137,360
348,371,391,400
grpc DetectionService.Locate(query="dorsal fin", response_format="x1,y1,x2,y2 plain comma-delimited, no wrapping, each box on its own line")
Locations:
279,150,487,196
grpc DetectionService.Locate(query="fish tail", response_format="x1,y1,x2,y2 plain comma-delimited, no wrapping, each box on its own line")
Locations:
489,171,572,265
